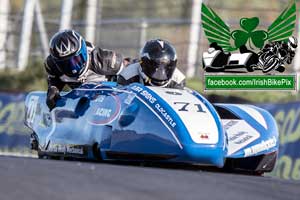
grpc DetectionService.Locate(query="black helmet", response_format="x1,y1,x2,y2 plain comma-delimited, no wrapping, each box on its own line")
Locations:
49,30,88,78
140,39,177,86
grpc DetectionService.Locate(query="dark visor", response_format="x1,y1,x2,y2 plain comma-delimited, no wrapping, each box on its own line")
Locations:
54,53,86,77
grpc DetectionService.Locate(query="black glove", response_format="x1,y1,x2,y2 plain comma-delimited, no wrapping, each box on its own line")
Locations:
46,86,61,110
91,47,123,75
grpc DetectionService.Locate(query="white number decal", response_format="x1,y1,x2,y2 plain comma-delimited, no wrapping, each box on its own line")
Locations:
27,96,39,124
174,102,206,113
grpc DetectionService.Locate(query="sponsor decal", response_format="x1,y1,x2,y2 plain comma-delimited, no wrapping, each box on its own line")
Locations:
223,120,238,130
26,96,39,125
165,91,182,95
131,85,157,103
95,108,112,118
46,144,84,155
200,133,209,139
140,90,157,104
228,131,253,145
155,103,176,128
201,1,297,90
87,94,121,125
224,120,260,155
244,136,277,157
130,85,177,128
124,93,136,105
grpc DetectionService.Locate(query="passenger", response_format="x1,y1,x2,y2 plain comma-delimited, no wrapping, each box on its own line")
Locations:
44,29,124,109
117,39,186,89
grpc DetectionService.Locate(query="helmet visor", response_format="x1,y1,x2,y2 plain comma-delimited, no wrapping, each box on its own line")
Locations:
145,61,176,82
151,64,169,81
54,52,87,77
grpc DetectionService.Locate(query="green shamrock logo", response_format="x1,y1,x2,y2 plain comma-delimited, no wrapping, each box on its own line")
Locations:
231,17,268,49
201,2,296,52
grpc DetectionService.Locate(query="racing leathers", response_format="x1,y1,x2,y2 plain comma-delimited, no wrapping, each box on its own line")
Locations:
117,62,186,89
45,42,124,109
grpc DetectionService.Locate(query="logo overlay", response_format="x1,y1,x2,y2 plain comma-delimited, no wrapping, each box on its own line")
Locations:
201,1,298,91
205,74,296,90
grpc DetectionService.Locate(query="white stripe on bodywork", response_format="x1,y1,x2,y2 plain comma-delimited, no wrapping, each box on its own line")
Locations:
236,105,268,129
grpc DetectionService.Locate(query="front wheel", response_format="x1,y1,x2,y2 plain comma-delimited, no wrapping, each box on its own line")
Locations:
30,132,39,151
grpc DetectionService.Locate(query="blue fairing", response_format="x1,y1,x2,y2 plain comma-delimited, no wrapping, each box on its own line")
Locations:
125,83,226,167
214,104,279,158
24,82,279,169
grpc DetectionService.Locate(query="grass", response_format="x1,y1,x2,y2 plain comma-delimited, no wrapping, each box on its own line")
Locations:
0,60,47,92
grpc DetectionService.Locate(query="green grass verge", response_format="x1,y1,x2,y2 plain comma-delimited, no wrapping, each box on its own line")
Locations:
0,60,47,92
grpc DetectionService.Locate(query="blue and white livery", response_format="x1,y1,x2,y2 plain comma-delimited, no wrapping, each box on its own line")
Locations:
25,82,278,174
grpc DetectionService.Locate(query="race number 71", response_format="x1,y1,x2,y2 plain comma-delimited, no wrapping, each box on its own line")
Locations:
174,102,205,113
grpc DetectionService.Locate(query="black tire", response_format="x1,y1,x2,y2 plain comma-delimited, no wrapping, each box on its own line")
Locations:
262,56,279,73
246,65,254,72
37,151,46,159
92,143,102,161
37,151,62,160
276,65,285,73
30,132,39,151
245,53,259,72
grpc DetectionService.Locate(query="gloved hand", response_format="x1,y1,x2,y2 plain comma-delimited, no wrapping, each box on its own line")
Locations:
46,86,61,110
91,47,123,75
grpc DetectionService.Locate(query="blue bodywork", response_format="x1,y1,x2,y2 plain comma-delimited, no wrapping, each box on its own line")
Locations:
24,82,279,170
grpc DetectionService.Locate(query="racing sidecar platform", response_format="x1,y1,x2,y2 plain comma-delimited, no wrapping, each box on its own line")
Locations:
202,44,259,72
25,82,278,173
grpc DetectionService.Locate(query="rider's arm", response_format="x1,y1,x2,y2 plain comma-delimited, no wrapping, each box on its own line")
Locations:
44,56,65,91
44,56,64,110
168,79,186,89
90,47,124,76
168,68,186,89
117,63,140,85
117,74,140,85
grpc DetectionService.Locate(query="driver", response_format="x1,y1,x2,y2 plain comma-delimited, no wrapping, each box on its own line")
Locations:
45,29,124,109
117,39,185,88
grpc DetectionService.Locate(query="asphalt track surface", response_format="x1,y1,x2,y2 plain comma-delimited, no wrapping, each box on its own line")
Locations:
0,156,299,200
